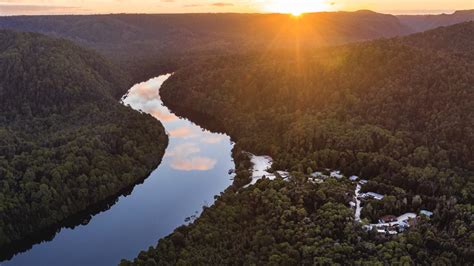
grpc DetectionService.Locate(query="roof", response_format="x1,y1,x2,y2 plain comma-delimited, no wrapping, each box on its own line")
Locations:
366,192,384,200
397,212,417,222
387,230,398,235
330,171,344,179
420,210,433,217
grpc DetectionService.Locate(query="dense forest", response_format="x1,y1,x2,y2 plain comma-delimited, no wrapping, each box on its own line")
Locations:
0,11,473,264
0,10,472,83
0,30,168,253
124,22,474,264
122,176,472,265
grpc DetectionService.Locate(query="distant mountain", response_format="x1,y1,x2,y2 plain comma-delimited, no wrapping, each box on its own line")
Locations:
0,12,412,59
0,30,168,252
2,10,472,57
398,10,474,32
1,10,472,84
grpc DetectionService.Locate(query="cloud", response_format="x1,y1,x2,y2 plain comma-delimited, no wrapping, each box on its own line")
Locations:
0,4,85,14
169,126,196,138
122,78,178,122
170,156,217,171
183,1,234,8
133,84,159,100
212,2,234,7
165,143,200,158
150,110,178,122
166,143,217,171
200,134,225,144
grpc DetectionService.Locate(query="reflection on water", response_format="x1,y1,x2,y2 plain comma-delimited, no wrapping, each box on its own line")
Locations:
4,74,234,266
123,74,223,172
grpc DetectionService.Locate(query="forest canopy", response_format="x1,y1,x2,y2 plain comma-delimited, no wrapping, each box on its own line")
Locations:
125,22,474,265
0,30,168,253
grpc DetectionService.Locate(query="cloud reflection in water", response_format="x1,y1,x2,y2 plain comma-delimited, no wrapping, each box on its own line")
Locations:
166,143,217,171
123,75,218,172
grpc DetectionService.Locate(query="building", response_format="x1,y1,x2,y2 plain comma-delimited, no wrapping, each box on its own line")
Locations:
420,210,433,218
365,192,384,200
387,229,398,235
330,170,344,179
349,175,359,181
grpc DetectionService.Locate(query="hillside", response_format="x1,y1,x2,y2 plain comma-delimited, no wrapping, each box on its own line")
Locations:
0,11,412,81
1,11,471,58
0,11,412,47
0,30,130,110
0,30,168,252
124,22,474,265
398,10,474,32
2,11,472,84
402,21,474,61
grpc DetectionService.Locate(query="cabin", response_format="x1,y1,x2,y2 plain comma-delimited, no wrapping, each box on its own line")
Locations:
359,179,368,185
330,171,344,179
365,192,384,200
387,229,398,235
419,210,433,218
311,172,328,179
397,212,417,223
349,175,359,181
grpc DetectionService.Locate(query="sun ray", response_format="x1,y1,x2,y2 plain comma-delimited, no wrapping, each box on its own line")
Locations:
264,0,333,15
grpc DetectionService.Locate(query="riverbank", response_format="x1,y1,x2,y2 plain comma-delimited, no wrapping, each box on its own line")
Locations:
3,74,234,266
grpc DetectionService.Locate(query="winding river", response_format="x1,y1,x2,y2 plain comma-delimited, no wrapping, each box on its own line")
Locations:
3,74,234,265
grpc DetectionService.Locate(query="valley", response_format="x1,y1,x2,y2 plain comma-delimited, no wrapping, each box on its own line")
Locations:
0,9,473,265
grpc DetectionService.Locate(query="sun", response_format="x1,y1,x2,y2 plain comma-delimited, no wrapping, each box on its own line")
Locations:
264,0,333,15
291,11,303,17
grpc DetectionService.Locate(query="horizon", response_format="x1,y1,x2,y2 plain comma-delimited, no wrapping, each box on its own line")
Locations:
0,0,472,16
0,8,471,17
1,0,473,265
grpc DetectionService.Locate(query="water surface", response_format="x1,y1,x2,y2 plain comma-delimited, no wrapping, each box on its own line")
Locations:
4,74,234,266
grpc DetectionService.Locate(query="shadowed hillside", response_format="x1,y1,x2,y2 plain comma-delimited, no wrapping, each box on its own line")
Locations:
0,30,168,253
1,11,472,84
398,9,474,32
0,11,413,50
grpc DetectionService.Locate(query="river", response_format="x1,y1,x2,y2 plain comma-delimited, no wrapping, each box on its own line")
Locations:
3,74,234,266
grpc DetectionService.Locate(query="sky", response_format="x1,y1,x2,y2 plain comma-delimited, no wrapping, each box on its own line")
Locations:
0,0,472,16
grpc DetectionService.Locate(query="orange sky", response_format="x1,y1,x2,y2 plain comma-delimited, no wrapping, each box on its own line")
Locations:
0,0,472,15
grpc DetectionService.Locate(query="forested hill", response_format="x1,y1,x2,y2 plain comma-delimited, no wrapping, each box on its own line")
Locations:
124,22,473,264
0,11,412,50
398,9,474,32
160,22,474,183
0,11,471,58
0,30,129,113
0,30,167,256
1,11,472,84
402,21,474,60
